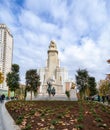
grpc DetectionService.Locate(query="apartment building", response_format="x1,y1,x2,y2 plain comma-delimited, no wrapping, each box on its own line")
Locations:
0,24,13,91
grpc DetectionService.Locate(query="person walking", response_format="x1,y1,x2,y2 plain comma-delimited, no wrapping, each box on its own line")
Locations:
1,94,5,102
106,95,110,105
98,94,101,102
0,94,2,103
102,95,105,103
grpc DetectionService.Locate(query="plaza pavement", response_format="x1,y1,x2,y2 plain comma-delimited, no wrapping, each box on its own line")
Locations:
0,103,5,130
34,94,78,101
28,89,78,101
0,101,20,130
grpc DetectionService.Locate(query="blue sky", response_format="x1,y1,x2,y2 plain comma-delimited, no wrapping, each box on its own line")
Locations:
0,0,110,83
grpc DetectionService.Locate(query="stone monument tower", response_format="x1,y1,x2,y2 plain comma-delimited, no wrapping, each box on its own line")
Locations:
39,41,68,95
46,41,59,80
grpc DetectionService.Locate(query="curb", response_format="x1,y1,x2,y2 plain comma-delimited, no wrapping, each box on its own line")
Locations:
1,101,21,130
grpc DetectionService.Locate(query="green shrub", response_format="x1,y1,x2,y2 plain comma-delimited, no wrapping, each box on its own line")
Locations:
30,110,36,115
77,115,83,122
16,115,24,125
65,90,70,98
22,124,31,130
56,113,64,119
75,124,84,130
51,119,59,125
95,117,103,122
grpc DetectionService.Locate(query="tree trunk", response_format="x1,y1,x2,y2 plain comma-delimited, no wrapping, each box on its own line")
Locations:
24,89,27,100
14,90,15,99
30,90,32,100
77,93,80,100
8,88,10,98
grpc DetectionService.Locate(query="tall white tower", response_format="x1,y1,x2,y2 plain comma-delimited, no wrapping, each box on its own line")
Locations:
0,24,13,91
39,41,68,94
47,41,59,80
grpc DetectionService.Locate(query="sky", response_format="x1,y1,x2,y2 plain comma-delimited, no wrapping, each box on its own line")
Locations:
0,0,110,83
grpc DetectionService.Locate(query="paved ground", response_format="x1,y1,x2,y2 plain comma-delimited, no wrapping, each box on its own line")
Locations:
0,101,20,130
27,94,78,101
27,90,78,101
0,103,5,130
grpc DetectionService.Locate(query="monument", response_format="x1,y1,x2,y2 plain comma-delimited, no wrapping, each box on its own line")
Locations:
39,41,69,95
106,59,110,80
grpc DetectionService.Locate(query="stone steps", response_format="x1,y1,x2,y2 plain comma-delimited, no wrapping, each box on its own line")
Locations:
33,94,77,101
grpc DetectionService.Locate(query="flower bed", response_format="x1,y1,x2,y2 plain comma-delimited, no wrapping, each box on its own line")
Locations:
6,101,110,130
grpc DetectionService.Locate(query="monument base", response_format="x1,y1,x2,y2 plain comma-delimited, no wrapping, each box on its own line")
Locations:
26,89,78,101
34,91,77,101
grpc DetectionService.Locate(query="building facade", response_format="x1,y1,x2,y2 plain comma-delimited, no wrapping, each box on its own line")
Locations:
106,59,110,80
0,24,13,91
39,41,71,95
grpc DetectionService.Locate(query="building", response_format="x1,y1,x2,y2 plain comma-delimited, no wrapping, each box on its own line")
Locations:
0,24,13,92
39,41,72,95
107,59,110,63
106,59,110,80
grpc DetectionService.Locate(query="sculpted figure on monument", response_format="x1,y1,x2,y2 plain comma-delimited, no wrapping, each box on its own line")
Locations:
49,41,57,49
47,80,52,97
47,78,56,97
51,87,56,96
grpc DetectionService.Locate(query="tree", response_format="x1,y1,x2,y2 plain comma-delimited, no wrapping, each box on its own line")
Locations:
6,64,20,97
25,69,40,100
75,69,89,99
65,90,70,99
12,64,19,73
99,80,110,96
0,72,4,84
15,84,26,100
88,77,97,96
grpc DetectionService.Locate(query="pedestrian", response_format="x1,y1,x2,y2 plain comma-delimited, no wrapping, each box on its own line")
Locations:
98,95,100,102
0,94,2,103
102,95,105,103
107,95,110,105
1,94,5,102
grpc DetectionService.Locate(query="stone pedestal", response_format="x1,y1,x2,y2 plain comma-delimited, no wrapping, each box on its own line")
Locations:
70,89,77,101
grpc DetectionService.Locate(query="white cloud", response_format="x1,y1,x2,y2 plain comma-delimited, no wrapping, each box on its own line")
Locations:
0,4,15,24
0,0,110,83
